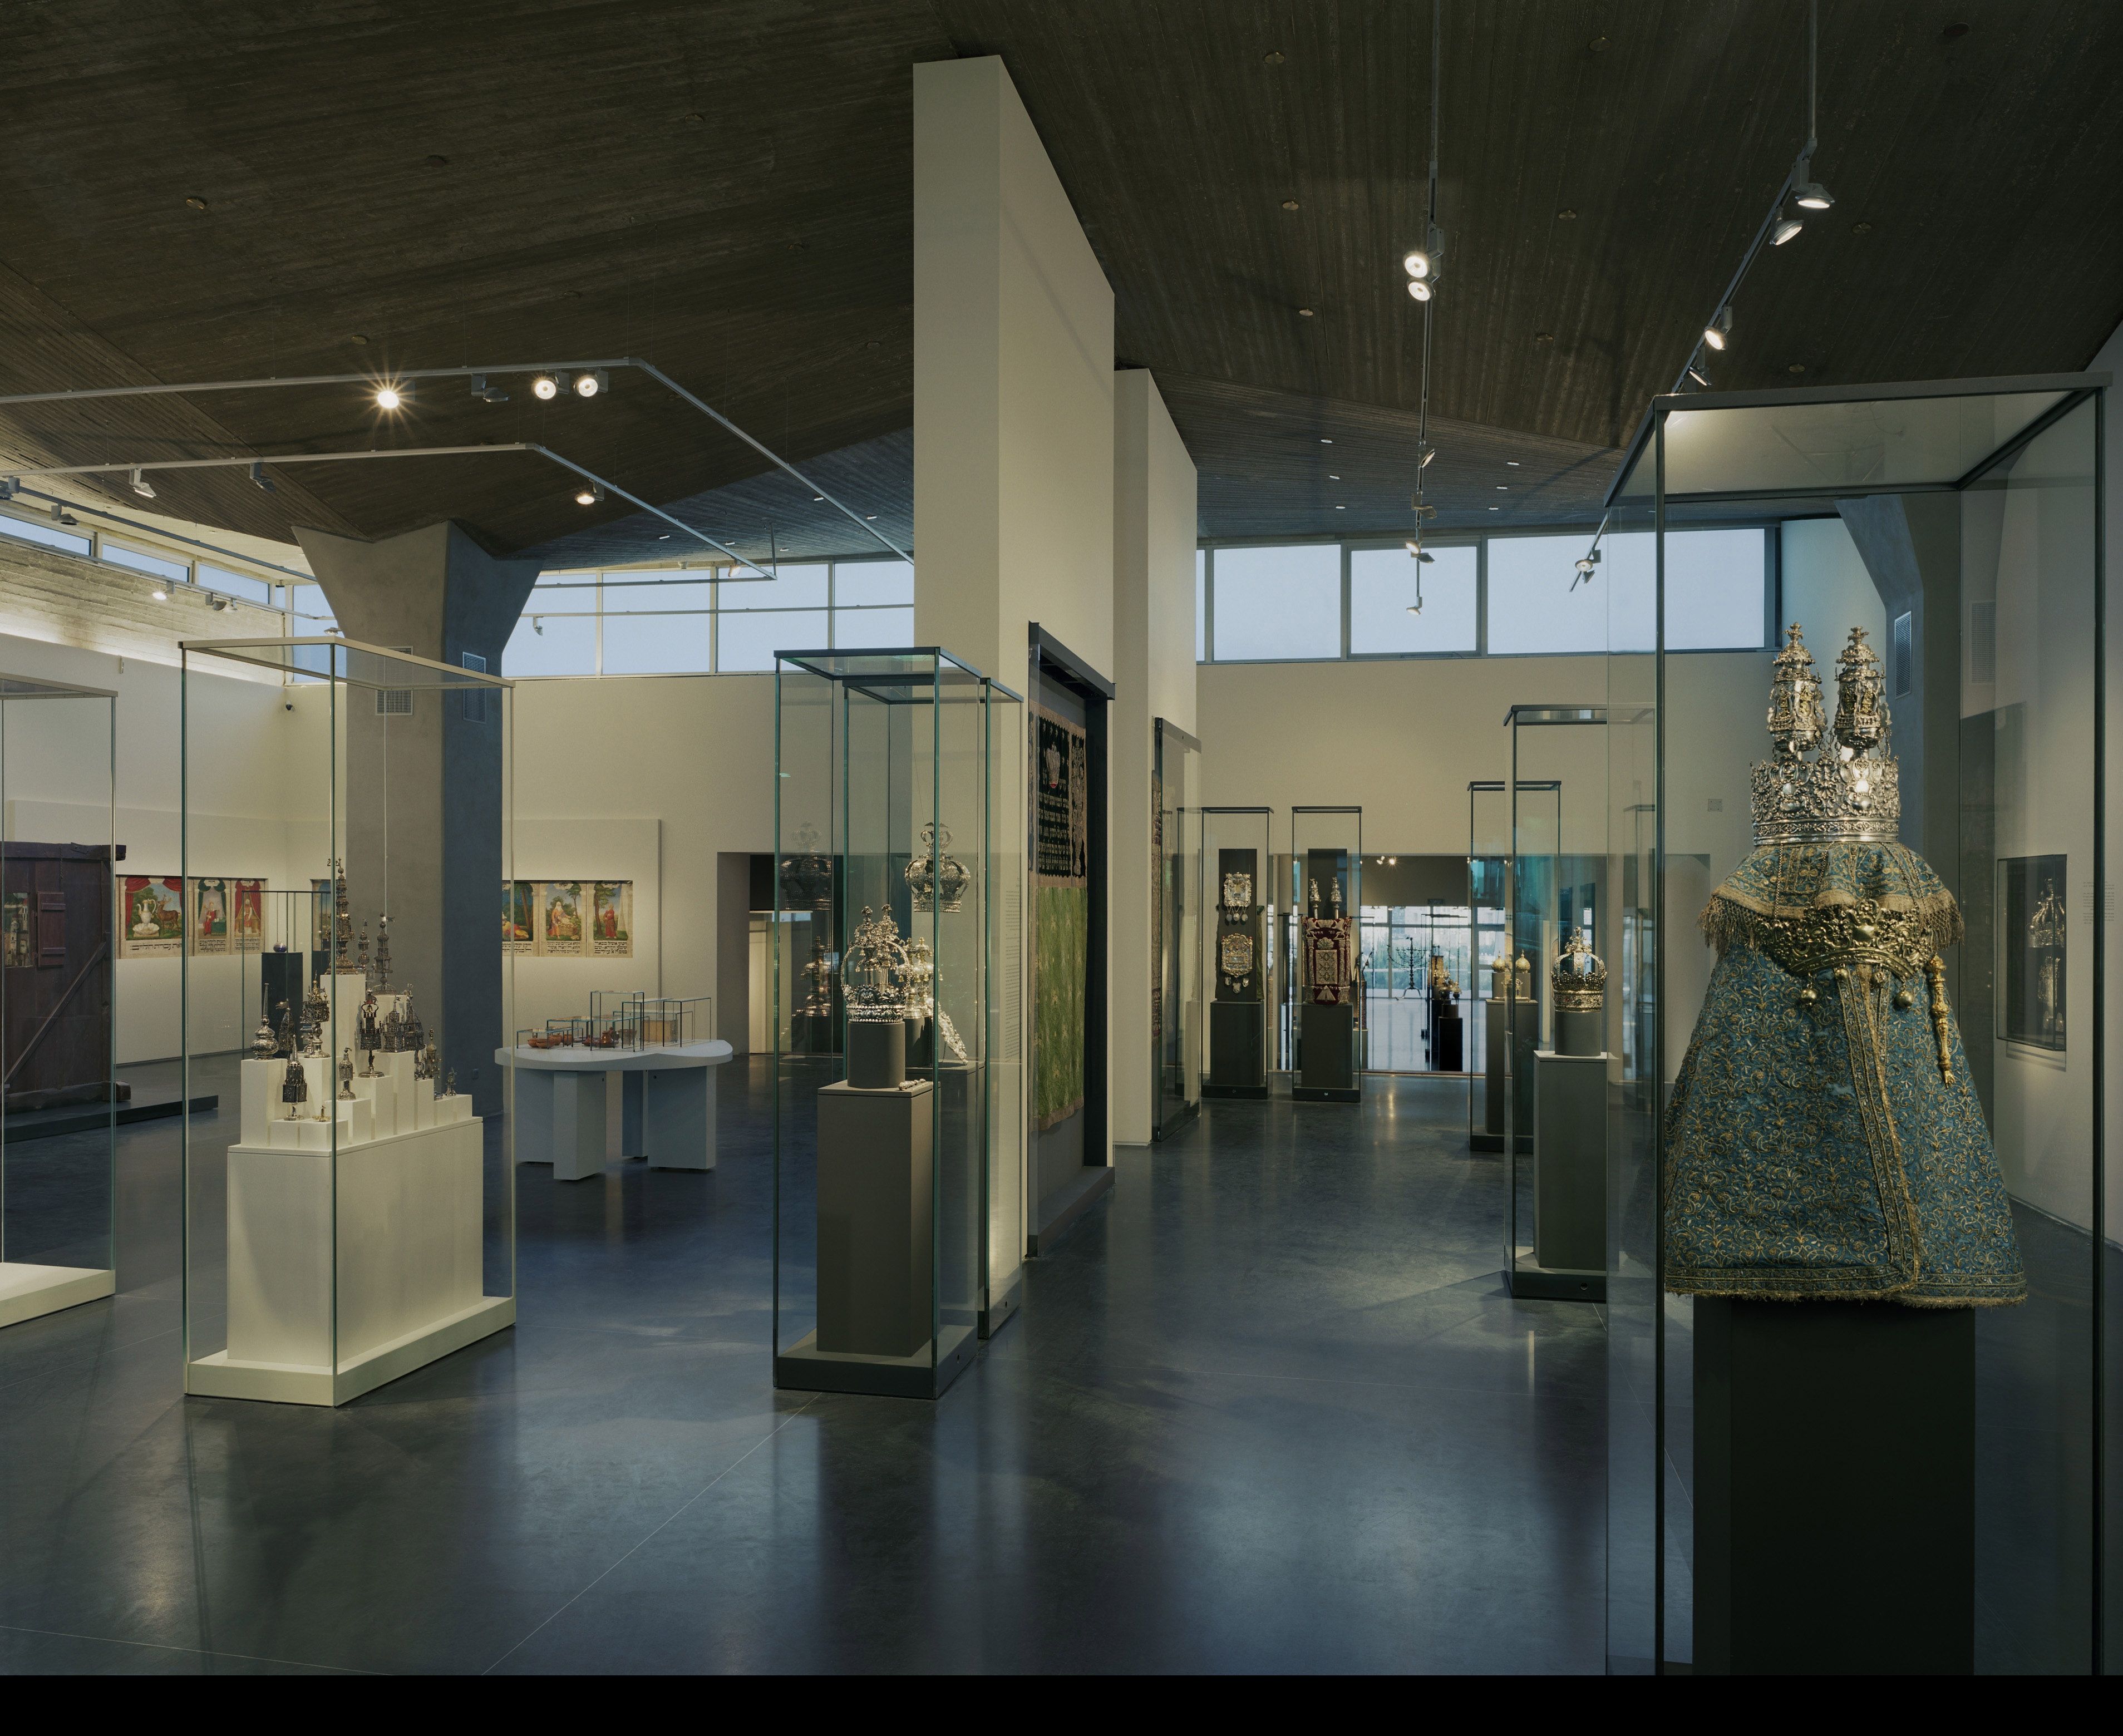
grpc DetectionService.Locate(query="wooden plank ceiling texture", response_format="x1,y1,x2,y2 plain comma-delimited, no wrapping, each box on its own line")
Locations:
1,1,2117,564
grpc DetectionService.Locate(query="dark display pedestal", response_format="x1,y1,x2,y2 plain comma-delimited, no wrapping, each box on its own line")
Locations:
1555,1007,1602,1059
1474,1005,1531,1152
1294,1002,1358,1103
779,1078,972,1399
1205,1000,1267,1098
791,1012,837,1056
1517,1048,1604,1301
1430,1004,1464,1072
1694,1298,1974,1675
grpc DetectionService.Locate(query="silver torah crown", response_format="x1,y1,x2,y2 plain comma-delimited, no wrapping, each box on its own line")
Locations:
843,905,911,1023
1550,931,1607,1013
1750,624,1902,846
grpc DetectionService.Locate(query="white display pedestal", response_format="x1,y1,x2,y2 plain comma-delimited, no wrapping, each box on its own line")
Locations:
499,1040,732,1180
187,1051,504,1407
0,1261,116,1330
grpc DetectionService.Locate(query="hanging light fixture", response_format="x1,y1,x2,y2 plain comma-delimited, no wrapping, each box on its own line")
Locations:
574,483,605,506
128,467,156,499
1702,306,1733,351
1404,0,1446,617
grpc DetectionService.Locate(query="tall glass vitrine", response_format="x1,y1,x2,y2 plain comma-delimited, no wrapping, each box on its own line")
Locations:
1604,373,2112,1674
180,638,516,1406
1467,782,1510,1150
1503,710,1612,1303
1199,806,1272,1098
1290,806,1361,1103
0,673,117,1332
772,649,1018,1399
1152,718,1201,1138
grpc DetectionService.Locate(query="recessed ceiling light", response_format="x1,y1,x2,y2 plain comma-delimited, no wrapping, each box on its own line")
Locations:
1787,363,1807,374
185,196,208,210
1282,199,1300,211
865,515,877,520
1320,438,1333,444
1334,505,1345,510
151,586,169,600
1506,461,1520,467
1496,486,1509,491
374,384,403,411
1488,506,1500,511
1298,307,1314,318
1327,474,1340,480
1265,49,1285,64
1556,208,1577,221
812,495,824,501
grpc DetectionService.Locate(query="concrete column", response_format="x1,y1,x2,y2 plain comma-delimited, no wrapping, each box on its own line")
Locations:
1110,370,1199,1144
293,520,540,1114
913,56,1119,1230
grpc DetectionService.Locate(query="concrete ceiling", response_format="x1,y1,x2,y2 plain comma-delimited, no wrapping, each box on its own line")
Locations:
1,1,2118,564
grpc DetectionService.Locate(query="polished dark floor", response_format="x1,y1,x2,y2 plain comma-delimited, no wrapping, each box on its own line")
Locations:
0,1062,1607,1674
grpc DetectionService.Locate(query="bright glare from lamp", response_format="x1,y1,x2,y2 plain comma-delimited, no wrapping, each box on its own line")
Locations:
150,586,168,601
574,369,608,398
1403,249,1432,279
1404,540,1434,564
574,485,603,506
1794,183,1834,210
374,385,403,411
1418,444,1436,468
532,374,561,401
1702,306,1732,352
1772,209,1804,245
1407,278,1434,303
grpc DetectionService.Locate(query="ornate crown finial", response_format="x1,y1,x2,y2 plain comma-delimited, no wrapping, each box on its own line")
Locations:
1766,623,1826,759
1551,931,1607,1012
904,821,969,914
1749,622,1900,845
843,905,910,1022
1833,625,1889,755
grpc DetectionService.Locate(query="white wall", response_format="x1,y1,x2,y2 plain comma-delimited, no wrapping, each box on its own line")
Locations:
1780,516,1885,654
1110,370,1199,1142
508,673,776,1042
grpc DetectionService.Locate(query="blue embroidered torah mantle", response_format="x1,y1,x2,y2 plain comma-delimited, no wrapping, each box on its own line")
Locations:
1663,840,2025,1307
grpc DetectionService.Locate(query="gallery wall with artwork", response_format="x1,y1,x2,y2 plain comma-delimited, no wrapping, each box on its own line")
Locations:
506,814,663,1040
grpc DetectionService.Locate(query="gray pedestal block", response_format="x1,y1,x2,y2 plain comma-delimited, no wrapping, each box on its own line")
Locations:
1695,1298,1974,1674
1297,1002,1357,1101
1532,1049,1606,1275
513,1067,607,1181
1206,1000,1265,1097
815,1079,933,1358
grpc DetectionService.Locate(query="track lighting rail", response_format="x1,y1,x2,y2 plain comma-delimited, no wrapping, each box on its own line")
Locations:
0,355,907,561
1,442,775,576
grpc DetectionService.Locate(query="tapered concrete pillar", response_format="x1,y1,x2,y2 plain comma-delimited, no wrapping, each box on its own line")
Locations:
293,520,540,1115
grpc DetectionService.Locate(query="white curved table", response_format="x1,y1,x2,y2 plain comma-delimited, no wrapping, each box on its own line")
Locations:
499,1039,733,1181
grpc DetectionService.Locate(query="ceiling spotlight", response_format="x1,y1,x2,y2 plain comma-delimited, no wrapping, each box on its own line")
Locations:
1407,278,1435,303
1792,155,1835,210
1417,443,1437,468
1575,555,1600,576
574,484,605,506
573,369,609,398
1687,361,1712,388
1702,307,1733,351
1403,249,1433,280
209,595,232,611
50,504,78,526
150,585,168,601
374,384,403,411
1403,540,1434,563
129,467,156,500
471,374,510,404
0,476,14,501
531,374,563,401
249,461,274,492
1772,206,1805,245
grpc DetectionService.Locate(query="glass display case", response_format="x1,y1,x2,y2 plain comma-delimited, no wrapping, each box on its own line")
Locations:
1501,709,1610,1303
1466,781,1513,1151
0,672,117,1331
1199,807,1272,1098
1289,806,1361,1103
179,638,515,1405
1604,372,2111,1675
1151,718,1201,1138
772,648,1019,1398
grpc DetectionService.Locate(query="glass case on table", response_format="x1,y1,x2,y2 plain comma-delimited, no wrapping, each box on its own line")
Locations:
1501,708,1611,1303
1199,807,1272,1099
1603,372,2111,1675
179,638,515,1406
0,673,117,1332
1151,718,1201,1139
1289,806,1361,1103
772,648,1018,1398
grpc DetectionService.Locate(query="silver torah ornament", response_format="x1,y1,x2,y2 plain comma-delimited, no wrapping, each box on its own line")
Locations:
281,1053,308,1118
338,1048,356,1099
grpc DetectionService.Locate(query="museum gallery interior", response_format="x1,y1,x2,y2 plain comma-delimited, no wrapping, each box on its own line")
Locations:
0,1,2116,1679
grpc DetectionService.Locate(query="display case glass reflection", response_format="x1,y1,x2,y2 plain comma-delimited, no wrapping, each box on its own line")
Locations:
178,638,515,1407
1997,854,2066,1051
771,648,1019,1398
0,672,118,1334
